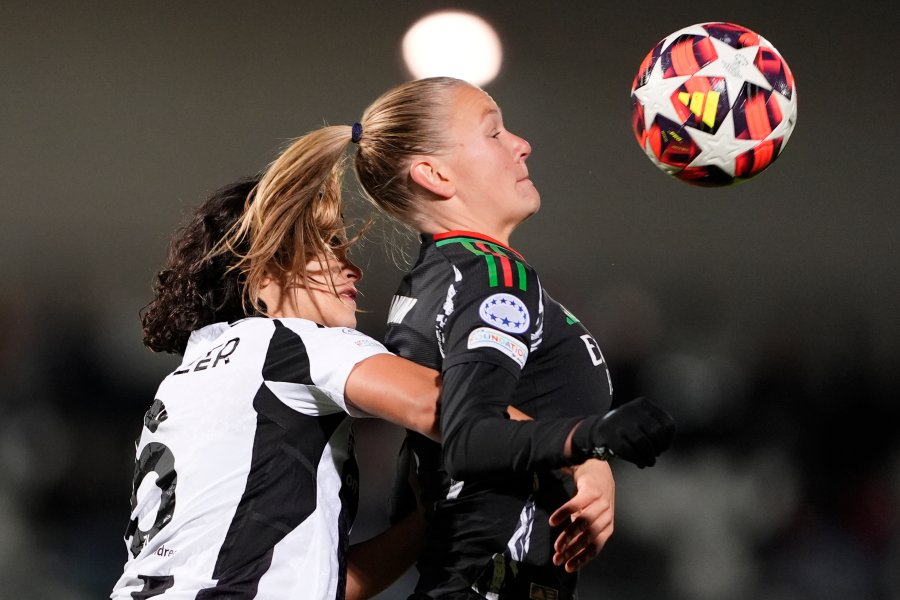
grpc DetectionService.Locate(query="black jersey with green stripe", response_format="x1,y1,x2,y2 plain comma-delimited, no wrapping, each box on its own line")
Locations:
385,231,613,600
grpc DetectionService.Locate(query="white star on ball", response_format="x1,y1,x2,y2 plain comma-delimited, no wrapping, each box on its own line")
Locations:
687,115,760,177
633,60,690,133
695,37,773,101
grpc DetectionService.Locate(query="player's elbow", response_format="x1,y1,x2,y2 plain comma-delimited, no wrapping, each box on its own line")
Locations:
405,396,441,442
441,425,495,480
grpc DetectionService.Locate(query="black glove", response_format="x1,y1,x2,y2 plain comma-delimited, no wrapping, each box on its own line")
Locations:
571,397,676,468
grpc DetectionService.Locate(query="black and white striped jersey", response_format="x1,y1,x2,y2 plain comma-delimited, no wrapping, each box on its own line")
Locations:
385,231,613,600
111,317,390,599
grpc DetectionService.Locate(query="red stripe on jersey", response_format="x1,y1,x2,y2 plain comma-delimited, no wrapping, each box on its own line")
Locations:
476,242,513,286
433,230,524,260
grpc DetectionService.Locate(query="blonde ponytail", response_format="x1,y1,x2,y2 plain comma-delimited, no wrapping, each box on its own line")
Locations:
223,125,356,314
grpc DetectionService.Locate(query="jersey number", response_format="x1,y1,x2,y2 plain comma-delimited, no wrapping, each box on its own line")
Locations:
132,574,175,599
126,441,177,558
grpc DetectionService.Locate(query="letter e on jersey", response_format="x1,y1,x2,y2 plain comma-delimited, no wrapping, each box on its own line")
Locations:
579,334,606,366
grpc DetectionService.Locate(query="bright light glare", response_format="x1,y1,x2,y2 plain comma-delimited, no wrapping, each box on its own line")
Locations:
402,11,502,86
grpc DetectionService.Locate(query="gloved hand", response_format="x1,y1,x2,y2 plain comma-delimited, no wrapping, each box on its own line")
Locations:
570,397,676,468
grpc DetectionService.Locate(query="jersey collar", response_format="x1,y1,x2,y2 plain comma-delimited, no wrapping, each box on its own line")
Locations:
429,230,525,260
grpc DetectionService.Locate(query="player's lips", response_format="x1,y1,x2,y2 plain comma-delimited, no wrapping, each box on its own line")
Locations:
339,287,358,303
517,176,537,189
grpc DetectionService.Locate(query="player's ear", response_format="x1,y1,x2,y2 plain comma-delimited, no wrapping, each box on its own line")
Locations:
256,269,281,315
409,156,455,199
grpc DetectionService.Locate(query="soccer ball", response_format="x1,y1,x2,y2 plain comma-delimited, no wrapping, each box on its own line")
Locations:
630,22,797,186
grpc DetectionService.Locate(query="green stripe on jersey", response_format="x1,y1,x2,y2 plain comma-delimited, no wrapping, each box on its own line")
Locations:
459,240,499,287
437,236,527,290
486,242,528,292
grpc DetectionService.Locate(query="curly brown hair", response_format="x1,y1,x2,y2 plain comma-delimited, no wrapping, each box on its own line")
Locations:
141,177,260,355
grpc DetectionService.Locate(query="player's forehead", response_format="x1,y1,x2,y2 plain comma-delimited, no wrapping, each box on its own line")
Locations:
451,84,502,124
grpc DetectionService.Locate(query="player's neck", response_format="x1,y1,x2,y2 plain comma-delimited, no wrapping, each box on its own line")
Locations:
418,203,515,246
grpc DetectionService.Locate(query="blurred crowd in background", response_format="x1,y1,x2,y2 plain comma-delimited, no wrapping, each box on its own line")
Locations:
1,269,897,599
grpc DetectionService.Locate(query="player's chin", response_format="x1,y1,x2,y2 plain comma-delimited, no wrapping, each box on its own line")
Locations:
522,199,541,222
331,308,358,329
518,189,541,218
340,313,358,329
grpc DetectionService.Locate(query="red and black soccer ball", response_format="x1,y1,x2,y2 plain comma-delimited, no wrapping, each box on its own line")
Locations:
630,22,797,186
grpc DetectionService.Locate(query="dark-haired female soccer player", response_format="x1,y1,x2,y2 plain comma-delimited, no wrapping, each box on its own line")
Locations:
249,77,676,600
112,176,443,599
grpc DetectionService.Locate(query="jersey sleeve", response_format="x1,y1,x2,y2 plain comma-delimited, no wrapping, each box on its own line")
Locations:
277,322,392,418
440,361,581,477
438,251,542,378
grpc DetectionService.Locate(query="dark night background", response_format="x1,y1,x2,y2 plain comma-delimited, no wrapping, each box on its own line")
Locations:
1,1,898,598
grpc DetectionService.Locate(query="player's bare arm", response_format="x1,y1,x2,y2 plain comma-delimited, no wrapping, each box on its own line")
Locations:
345,354,441,441
345,510,426,600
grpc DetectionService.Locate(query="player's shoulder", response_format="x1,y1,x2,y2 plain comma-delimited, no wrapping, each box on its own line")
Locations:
225,317,322,350
183,320,257,356
278,319,389,352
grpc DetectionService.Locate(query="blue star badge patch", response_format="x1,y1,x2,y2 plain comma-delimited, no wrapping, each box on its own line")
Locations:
477,293,530,334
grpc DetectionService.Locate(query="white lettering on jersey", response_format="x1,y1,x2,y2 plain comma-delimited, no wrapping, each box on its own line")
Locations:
580,334,605,366
442,284,457,316
580,334,613,395
531,280,545,351
437,281,458,359
467,327,529,368
388,295,418,325
478,293,530,334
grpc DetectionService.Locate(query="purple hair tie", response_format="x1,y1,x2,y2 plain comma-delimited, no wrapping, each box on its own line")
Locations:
351,122,363,144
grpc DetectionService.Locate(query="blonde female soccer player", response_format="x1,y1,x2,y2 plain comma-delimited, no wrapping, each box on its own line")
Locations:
250,77,676,600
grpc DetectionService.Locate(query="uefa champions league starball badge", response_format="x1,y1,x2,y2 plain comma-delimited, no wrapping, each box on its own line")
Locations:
478,293,530,334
